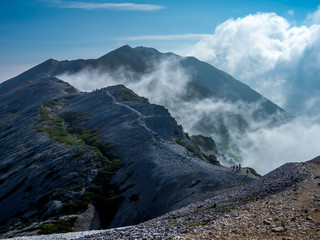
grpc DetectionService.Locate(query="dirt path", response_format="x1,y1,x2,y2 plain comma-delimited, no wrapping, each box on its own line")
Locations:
105,89,156,135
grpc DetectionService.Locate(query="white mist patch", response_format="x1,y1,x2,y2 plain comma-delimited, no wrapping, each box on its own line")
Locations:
57,57,190,103
240,116,320,175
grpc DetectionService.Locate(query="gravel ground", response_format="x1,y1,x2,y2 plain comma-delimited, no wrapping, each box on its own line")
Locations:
7,158,318,240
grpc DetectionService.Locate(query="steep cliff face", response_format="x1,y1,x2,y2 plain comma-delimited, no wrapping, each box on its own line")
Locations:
0,65,255,237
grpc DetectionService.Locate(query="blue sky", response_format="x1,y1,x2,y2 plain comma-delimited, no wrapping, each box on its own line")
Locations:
1,0,319,82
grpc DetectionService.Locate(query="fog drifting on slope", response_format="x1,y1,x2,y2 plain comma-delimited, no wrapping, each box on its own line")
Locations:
58,57,320,175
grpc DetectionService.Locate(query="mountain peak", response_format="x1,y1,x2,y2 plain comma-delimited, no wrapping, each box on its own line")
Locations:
134,46,161,57
98,45,133,59
97,45,147,72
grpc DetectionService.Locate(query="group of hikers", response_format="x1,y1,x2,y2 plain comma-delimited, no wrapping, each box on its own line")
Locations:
231,164,242,172
231,164,250,175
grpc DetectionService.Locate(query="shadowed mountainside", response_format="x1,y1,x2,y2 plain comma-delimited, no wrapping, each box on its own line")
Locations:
0,65,256,237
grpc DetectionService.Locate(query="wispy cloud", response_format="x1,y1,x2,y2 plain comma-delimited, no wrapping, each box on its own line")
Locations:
44,0,165,11
119,34,212,41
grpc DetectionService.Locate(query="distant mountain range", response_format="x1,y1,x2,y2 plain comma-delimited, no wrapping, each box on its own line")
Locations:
0,45,288,237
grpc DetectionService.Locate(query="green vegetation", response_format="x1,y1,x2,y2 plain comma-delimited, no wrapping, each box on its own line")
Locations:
186,145,196,154
36,108,81,146
183,131,190,140
176,139,198,155
40,107,51,121
176,139,185,147
116,89,146,103
61,112,124,228
61,199,88,214
39,217,77,235
18,221,32,230
197,196,260,214
64,86,77,94
36,106,113,162
35,99,125,229
42,99,58,108
72,150,84,159
143,224,157,227
247,167,262,177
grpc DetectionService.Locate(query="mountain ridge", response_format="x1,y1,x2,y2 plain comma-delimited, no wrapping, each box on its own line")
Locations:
0,68,256,237
1,45,291,161
0,45,295,237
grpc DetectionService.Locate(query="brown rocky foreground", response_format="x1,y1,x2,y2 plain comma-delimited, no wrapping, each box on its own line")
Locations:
181,156,320,240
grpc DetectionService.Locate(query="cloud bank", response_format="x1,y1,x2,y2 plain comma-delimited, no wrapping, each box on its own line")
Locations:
189,11,320,116
44,0,164,11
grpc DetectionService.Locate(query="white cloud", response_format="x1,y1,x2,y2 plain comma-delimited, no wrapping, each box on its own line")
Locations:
307,6,320,24
44,0,164,11
240,115,320,174
189,11,320,115
119,34,212,41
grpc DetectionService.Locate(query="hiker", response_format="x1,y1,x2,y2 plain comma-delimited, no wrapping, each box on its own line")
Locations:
246,169,249,175
239,164,241,172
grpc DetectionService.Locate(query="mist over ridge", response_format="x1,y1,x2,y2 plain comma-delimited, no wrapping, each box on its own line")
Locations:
52,45,320,175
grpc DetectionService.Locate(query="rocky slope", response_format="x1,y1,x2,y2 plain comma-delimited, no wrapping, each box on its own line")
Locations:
6,156,319,240
0,66,256,238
